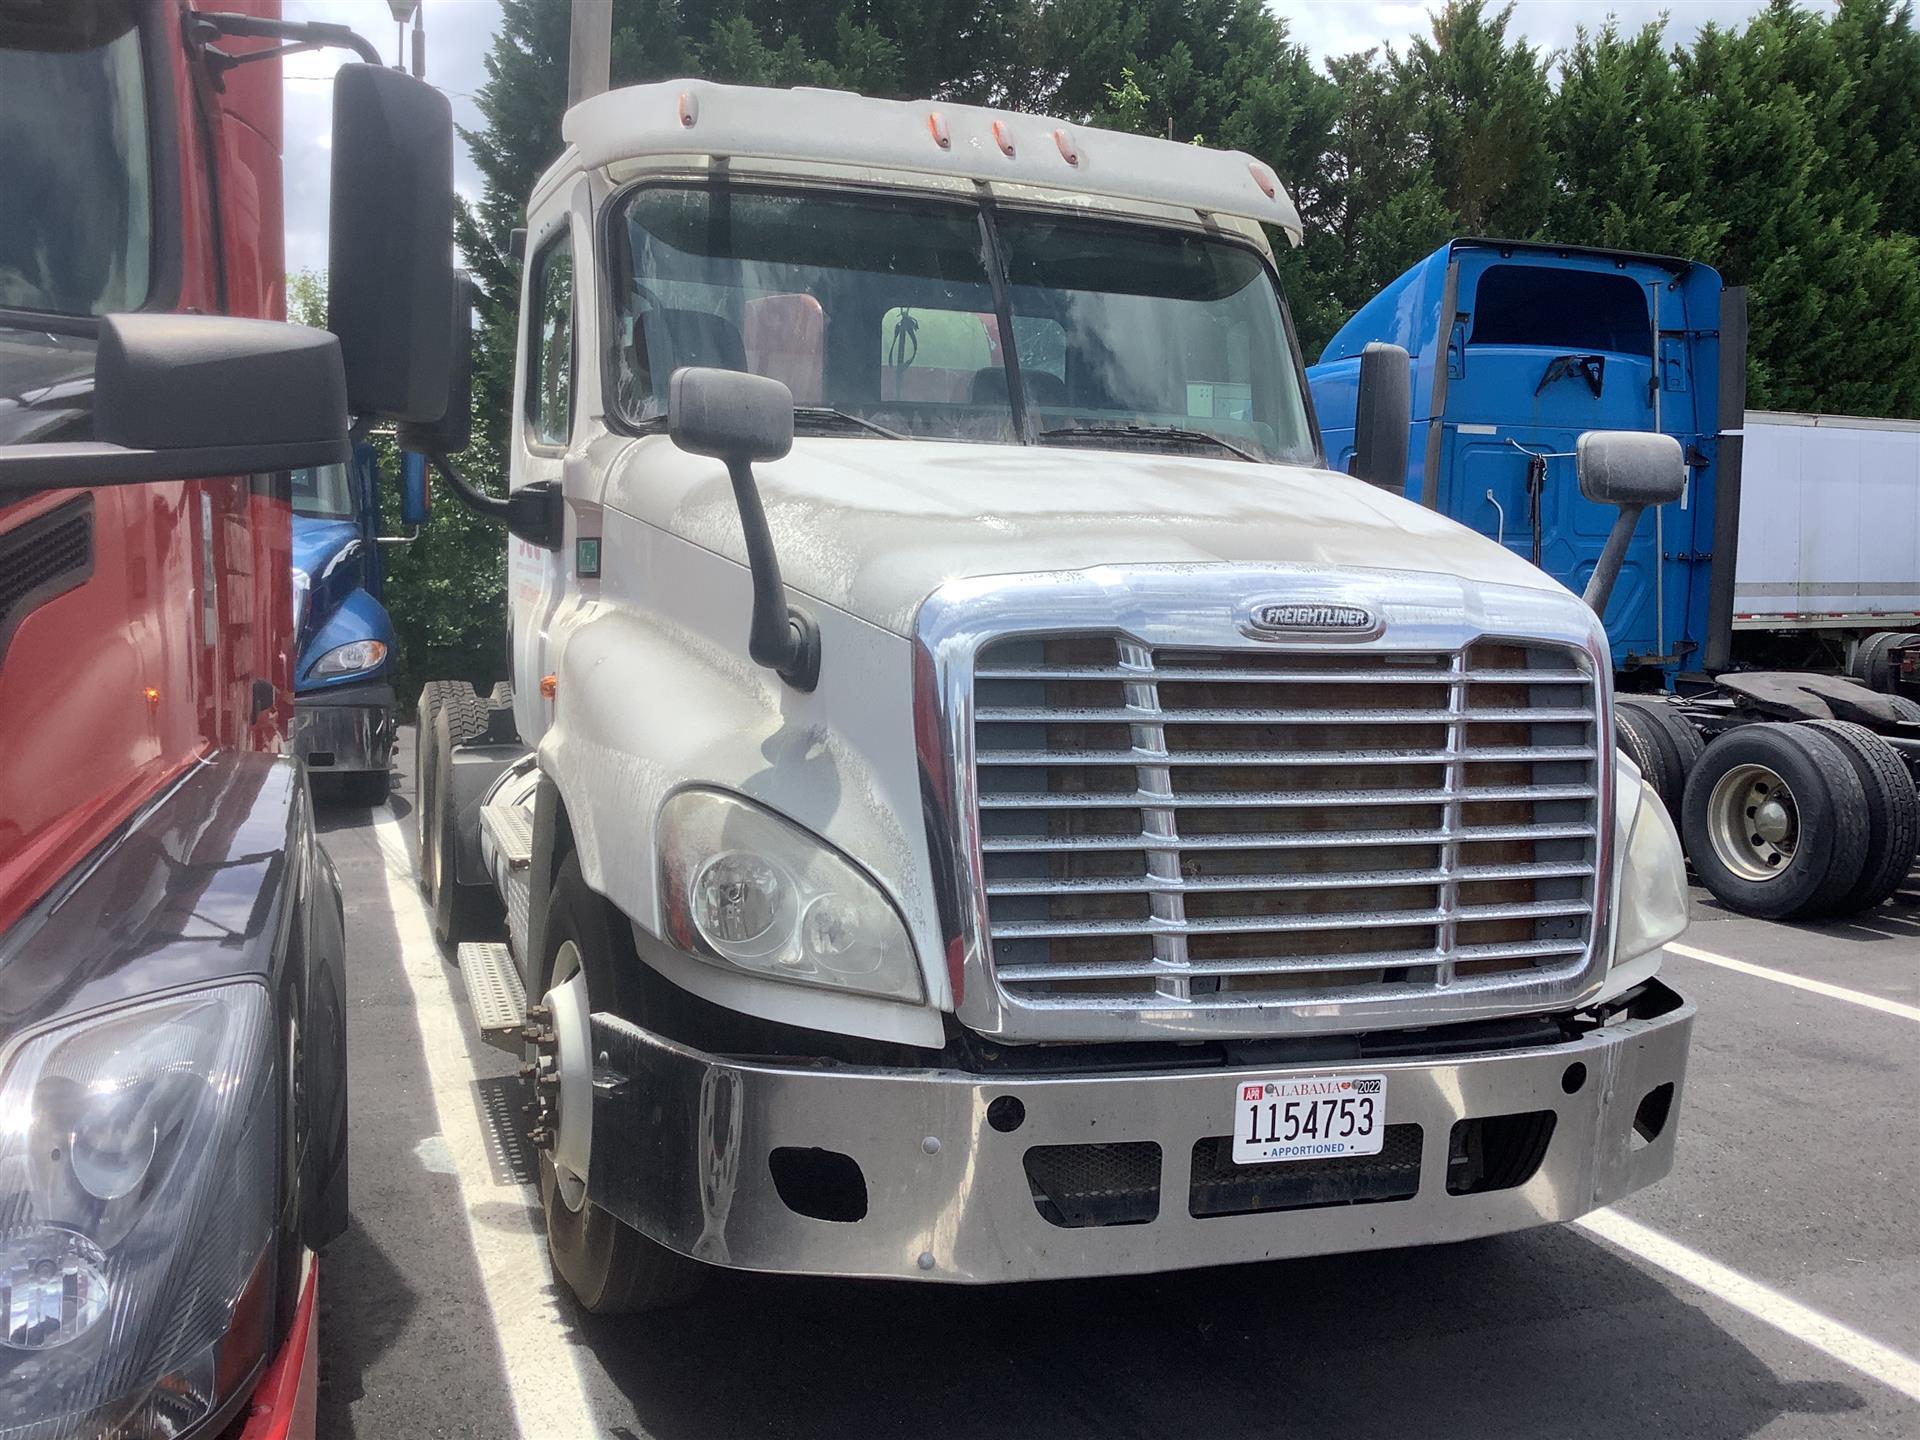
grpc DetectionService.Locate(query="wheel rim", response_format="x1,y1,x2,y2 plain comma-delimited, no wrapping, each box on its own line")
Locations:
544,941,593,1214
1707,762,1799,881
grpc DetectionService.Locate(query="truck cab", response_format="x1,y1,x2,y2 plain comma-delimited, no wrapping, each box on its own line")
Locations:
290,445,398,803
419,79,1697,1313
1308,239,1733,683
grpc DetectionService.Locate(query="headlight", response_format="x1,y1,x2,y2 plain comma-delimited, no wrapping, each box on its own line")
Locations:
0,983,276,1440
1613,769,1690,964
310,638,388,678
659,790,925,1002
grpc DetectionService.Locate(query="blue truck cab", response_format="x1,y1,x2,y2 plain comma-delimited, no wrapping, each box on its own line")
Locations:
290,443,400,802
1308,239,1745,685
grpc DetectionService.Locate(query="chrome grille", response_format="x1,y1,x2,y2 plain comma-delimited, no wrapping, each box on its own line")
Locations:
971,636,1601,1010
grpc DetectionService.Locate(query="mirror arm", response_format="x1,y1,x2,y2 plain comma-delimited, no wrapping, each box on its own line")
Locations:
726,458,821,693
375,528,419,547
187,13,382,71
426,453,564,550
1582,502,1646,617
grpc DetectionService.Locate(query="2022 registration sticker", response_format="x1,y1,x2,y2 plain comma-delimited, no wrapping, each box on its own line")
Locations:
1231,1073,1387,1165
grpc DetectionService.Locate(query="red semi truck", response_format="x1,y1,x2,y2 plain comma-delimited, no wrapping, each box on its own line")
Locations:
0,3,456,1435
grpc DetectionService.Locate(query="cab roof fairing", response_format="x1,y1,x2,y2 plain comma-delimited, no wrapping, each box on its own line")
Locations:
559,78,1304,243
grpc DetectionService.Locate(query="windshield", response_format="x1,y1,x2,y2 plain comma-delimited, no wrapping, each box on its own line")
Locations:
0,1,151,317
610,184,1315,465
292,463,355,520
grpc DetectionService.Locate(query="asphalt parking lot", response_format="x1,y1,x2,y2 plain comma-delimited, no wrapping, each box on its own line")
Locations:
310,735,1919,1440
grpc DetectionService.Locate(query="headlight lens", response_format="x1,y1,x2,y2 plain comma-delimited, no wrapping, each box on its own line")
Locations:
0,983,276,1439
310,638,388,678
1614,771,1690,964
660,790,925,1002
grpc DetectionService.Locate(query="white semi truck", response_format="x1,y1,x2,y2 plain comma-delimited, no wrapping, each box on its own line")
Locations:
411,73,1697,1311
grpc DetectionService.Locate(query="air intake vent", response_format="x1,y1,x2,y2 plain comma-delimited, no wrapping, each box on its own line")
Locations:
0,496,95,662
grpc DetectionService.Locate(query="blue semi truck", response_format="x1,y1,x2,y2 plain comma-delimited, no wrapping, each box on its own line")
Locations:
1308,238,1737,683
1310,238,1920,923
289,444,426,804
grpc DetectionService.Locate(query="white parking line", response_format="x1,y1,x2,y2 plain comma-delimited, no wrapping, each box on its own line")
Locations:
1579,1209,1920,1404
1666,942,1920,1023
368,809,602,1440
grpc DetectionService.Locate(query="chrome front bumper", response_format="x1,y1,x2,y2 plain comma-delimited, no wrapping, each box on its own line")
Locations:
291,685,394,774
587,981,1693,1284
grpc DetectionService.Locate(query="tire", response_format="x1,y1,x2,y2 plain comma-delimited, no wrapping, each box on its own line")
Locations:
1797,720,1920,913
1851,631,1903,692
1681,723,1870,921
1617,698,1702,822
536,855,708,1313
1888,694,1920,723
1615,709,1671,809
417,682,488,922
428,709,497,945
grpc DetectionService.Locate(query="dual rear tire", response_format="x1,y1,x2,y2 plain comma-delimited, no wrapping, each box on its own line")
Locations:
1680,721,1917,920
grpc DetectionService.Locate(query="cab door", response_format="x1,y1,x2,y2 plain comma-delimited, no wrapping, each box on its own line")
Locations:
509,212,579,746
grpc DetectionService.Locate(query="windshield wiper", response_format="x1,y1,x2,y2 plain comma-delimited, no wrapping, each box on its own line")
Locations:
792,406,908,441
1037,423,1259,463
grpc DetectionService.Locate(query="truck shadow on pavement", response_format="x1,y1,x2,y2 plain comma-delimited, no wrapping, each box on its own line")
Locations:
581,1234,1865,1440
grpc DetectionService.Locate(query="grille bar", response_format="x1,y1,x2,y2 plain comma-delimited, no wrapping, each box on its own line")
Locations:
976,745,1599,768
972,633,1602,1013
975,704,1593,725
978,783,1596,811
991,897,1594,941
997,938,1591,984
981,821,1596,853
985,859,1596,897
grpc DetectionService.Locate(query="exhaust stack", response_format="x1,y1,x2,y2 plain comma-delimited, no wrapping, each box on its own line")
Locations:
569,0,611,107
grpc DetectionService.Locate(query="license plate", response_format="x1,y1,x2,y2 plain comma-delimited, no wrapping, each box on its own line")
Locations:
1231,1073,1387,1165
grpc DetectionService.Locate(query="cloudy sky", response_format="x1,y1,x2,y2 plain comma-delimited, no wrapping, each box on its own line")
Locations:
280,0,1828,275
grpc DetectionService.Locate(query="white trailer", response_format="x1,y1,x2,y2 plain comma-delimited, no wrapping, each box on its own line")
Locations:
1733,410,1920,634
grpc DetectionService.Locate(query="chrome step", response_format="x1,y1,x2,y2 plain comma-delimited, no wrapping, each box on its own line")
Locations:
457,941,527,1053
503,866,531,969
480,800,535,869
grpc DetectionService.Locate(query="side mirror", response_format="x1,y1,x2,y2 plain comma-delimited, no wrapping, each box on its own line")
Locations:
668,367,815,690
397,270,474,457
0,315,348,494
1576,430,1686,508
1577,430,1686,616
1351,342,1411,494
399,451,431,527
668,366,795,464
327,64,454,423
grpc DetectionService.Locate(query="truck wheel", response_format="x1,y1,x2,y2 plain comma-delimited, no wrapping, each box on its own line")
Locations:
1617,698,1701,821
1681,724,1869,921
1796,720,1919,913
1851,632,1903,692
1888,695,1920,723
535,855,708,1313
417,682,488,921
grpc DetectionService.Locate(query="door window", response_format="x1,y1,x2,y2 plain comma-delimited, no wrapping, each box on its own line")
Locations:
525,231,575,448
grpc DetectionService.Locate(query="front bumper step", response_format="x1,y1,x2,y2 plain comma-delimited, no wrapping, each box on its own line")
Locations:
457,941,526,1052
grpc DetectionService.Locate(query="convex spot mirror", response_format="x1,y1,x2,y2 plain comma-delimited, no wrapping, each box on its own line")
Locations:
668,367,795,463
1576,430,1687,508
0,314,348,494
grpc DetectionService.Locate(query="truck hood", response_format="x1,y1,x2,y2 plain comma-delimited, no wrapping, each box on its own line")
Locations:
610,436,1568,635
